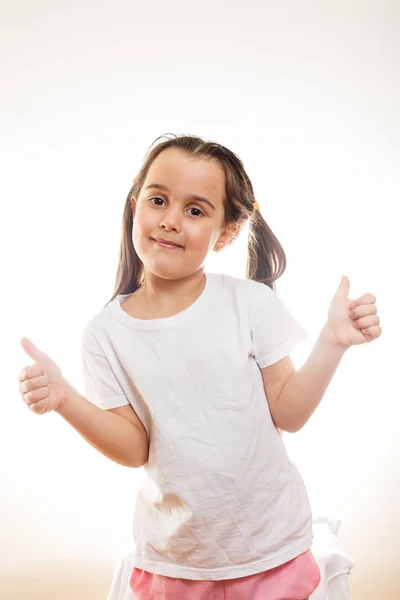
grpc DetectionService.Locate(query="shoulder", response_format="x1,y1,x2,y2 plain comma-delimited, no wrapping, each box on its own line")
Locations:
82,290,123,330
216,273,275,306
210,272,272,297
208,273,277,316
80,321,102,355
80,305,113,354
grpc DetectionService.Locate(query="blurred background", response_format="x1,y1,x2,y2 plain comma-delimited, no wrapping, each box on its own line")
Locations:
2,0,399,598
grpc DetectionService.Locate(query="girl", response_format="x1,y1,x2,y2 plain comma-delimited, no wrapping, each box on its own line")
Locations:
18,134,382,600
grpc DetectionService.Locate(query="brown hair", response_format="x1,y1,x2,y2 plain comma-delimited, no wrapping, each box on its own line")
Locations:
105,133,287,307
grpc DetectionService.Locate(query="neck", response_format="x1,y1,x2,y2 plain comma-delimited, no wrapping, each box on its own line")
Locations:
140,269,206,306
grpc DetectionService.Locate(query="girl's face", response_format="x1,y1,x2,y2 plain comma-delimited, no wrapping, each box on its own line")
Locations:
132,147,232,280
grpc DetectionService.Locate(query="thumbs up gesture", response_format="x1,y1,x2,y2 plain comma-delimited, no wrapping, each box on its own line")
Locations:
323,276,382,351
18,338,71,414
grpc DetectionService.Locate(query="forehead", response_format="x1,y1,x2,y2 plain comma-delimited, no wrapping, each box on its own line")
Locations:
144,148,225,199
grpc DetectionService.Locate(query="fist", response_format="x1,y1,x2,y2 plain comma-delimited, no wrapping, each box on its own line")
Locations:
18,337,70,414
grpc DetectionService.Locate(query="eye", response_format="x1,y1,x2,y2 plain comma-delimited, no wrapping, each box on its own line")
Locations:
149,196,165,207
188,207,205,218
148,197,205,218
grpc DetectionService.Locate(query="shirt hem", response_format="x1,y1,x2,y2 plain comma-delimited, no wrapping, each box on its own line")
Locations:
132,534,313,581
256,333,307,369
95,396,130,410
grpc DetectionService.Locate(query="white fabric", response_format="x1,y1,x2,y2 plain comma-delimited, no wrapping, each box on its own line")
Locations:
81,271,313,580
105,517,354,600
322,573,352,600
309,516,355,600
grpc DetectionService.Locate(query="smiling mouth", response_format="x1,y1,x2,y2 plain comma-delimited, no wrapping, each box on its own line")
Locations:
152,239,183,249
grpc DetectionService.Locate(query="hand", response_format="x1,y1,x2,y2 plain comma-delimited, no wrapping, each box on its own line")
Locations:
323,276,382,351
18,337,72,414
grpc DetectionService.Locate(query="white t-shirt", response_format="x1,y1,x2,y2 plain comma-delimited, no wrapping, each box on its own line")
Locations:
80,272,313,581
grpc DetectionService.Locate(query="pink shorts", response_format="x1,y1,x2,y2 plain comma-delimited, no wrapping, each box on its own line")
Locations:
129,549,321,600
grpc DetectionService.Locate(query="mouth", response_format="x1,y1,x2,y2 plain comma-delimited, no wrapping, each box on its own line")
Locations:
152,238,183,249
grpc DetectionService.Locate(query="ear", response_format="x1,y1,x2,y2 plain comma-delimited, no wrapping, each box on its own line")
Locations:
214,222,239,252
130,195,138,216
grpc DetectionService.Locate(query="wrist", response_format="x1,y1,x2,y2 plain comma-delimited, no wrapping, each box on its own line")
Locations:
54,379,76,414
319,324,349,354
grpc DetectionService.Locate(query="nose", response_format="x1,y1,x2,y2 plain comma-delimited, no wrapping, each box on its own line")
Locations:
159,206,182,232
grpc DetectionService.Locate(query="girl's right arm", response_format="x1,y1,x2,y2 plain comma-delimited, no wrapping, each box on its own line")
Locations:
55,389,149,468
19,337,149,468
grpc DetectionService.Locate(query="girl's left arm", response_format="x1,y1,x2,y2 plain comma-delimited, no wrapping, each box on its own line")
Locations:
270,276,382,433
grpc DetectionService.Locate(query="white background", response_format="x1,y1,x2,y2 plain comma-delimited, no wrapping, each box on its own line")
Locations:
2,1,399,598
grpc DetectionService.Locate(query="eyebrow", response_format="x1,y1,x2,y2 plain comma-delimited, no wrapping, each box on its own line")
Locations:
144,183,217,211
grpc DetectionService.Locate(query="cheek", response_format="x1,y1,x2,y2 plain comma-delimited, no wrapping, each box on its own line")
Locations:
182,228,209,252
133,206,152,236
132,217,151,256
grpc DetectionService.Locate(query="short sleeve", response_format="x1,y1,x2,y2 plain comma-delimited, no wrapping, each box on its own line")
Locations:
249,282,307,369
80,325,130,410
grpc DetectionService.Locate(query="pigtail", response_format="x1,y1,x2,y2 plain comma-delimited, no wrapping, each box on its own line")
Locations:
104,177,144,308
246,207,287,292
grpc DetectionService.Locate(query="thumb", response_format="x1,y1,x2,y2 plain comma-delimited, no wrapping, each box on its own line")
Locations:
335,275,350,299
20,337,47,362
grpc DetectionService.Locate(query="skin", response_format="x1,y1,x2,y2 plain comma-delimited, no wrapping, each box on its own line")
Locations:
129,147,238,314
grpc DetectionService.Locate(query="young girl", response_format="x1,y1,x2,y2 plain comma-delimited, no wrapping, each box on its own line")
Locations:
18,134,381,600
